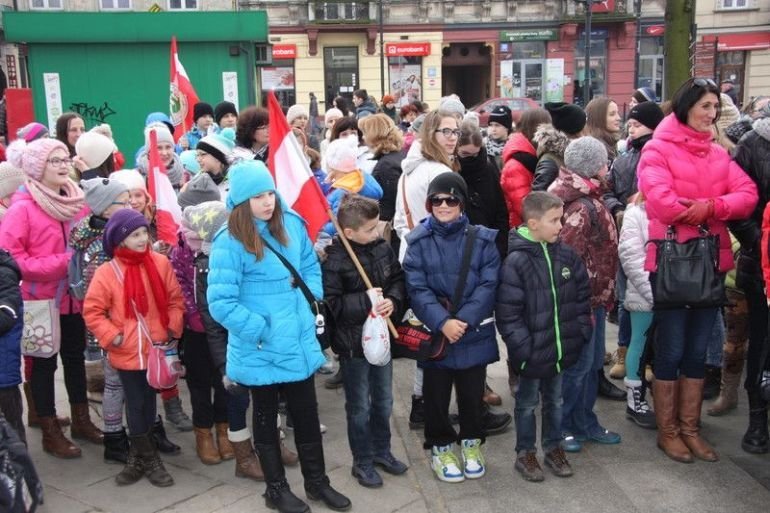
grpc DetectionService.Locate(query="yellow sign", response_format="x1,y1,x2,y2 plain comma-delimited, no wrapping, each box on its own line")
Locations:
149,3,162,12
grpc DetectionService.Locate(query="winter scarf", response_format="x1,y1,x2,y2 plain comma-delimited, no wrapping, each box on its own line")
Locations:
26,178,85,222
113,246,170,330
137,153,185,187
485,137,506,159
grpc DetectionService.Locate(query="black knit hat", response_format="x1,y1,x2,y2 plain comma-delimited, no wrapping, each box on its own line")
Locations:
544,102,586,135
426,173,468,212
489,105,513,132
214,101,238,124
628,101,664,131
193,102,214,122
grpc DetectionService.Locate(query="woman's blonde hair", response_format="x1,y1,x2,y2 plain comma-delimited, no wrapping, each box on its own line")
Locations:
358,114,403,156
419,110,459,171
227,199,288,260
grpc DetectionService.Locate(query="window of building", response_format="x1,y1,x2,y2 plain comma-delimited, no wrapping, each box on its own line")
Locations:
29,0,62,9
574,35,607,106
324,47,359,107
388,57,422,107
168,0,197,10
314,2,369,21
717,0,755,9
101,0,131,9
638,36,664,102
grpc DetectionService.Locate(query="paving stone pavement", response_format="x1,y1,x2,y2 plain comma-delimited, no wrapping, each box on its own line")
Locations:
26,323,770,513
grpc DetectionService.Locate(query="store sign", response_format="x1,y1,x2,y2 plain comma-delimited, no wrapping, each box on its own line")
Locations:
499,29,558,42
272,44,297,60
591,0,615,13
262,67,295,91
645,25,665,36
579,28,610,39
385,42,431,57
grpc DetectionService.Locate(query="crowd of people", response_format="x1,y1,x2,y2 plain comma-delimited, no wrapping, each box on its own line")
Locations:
0,77,768,513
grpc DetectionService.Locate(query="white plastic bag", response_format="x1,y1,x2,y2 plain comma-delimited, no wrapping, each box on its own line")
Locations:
362,289,391,366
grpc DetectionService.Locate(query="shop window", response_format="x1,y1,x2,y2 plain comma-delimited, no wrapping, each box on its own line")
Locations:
574,37,607,106
717,0,756,9
261,59,296,109
101,0,131,9
638,37,664,101
324,47,359,107
29,0,62,9
168,0,197,10
717,51,746,106
314,2,369,21
388,57,422,107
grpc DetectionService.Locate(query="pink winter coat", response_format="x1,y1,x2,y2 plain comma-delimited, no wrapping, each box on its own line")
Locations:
0,187,88,314
637,114,757,273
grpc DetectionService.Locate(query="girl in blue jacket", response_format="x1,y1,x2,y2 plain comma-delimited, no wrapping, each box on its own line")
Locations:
403,173,500,484
206,160,351,513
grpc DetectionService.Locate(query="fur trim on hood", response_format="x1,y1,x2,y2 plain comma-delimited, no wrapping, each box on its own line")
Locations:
533,124,570,159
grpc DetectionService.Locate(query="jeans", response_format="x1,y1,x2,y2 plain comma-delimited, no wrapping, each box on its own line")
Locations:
118,369,157,435
705,310,725,368
180,330,228,428
627,312,653,381
423,364,486,448
617,268,631,348
341,357,393,464
653,307,719,380
514,374,563,453
30,314,87,417
251,375,322,447
561,307,604,437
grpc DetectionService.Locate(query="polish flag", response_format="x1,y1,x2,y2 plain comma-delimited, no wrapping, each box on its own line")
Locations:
147,129,182,246
169,36,200,142
267,91,330,241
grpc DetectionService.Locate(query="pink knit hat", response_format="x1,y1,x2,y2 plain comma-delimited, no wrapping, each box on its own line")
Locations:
7,138,69,181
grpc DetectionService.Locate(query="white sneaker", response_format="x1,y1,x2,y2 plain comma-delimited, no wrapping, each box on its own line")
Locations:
461,439,486,479
431,445,465,483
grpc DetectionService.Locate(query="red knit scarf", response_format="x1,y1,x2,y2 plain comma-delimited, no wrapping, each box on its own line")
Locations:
113,247,169,330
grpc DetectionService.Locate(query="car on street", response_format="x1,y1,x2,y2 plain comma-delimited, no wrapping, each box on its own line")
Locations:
469,97,540,127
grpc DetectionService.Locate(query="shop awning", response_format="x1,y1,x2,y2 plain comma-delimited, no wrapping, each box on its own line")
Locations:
703,31,770,51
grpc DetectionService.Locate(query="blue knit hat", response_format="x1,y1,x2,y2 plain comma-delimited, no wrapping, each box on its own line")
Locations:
226,160,276,211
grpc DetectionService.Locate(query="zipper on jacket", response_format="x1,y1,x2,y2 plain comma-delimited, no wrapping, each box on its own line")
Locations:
542,243,563,373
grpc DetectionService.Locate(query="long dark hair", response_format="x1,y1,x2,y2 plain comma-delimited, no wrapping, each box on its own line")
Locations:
55,112,84,156
333,96,350,117
227,199,288,260
330,116,363,145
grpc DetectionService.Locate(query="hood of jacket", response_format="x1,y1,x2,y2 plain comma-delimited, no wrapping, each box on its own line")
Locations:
401,140,452,177
548,168,603,204
502,133,536,164
652,113,714,157
70,214,107,251
507,226,546,256
533,125,569,159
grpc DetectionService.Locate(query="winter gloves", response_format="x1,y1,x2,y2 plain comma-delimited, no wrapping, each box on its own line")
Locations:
673,198,715,226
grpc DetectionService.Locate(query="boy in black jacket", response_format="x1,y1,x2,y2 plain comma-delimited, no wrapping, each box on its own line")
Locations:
322,194,407,488
495,192,592,482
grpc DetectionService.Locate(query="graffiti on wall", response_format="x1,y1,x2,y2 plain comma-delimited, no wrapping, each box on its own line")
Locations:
69,101,117,126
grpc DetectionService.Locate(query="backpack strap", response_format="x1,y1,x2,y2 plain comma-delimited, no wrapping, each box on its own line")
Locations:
448,225,478,315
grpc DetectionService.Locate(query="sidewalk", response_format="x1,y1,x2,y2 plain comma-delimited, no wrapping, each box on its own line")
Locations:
29,324,770,513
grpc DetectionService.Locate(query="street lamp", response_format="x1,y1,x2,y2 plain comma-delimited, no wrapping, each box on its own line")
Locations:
575,0,601,106
379,0,385,100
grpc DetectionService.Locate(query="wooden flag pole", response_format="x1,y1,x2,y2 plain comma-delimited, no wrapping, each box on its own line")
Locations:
326,208,400,339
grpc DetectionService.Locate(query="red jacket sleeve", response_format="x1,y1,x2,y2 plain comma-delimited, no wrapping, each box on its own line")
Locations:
500,159,532,228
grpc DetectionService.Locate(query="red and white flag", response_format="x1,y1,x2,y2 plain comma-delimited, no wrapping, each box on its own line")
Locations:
147,129,182,246
169,36,199,142
267,91,330,241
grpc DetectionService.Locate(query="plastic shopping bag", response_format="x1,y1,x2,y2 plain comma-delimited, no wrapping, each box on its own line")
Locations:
362,289,391,366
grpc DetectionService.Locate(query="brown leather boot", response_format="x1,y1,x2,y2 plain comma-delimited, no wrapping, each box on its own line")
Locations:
70,403,104,444
194,427,222,465
678,377,719,462
707,367,741,416
215,422,235,460
652,379,693,463
23,382,70,428
232,438,264,481
280,440,299,466
40,416,81,459
483,382,502,406
610,346,627,379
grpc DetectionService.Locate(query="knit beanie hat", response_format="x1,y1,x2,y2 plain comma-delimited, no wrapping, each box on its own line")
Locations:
226,160,276,211
182,200,228,247
75,132,116,170
145,112,175,135
717,94,741,135
325,137,359,173
564,136,608,178
439,96,466,117
214,101,238,124
632,87,656,104
753,117,770,143
286,104,309,125
7,138,69,181
81,177,129,216
197,128,236,167
110,168,147,193
628,101,664,131
16,122,49,143
0,162,26,199
426,172,468,212
382,95,395,106
179,149,201,176
144,122,175,149
324,108,343,124
177,172,221,210
488,105,513,132
102,208,149,257
193,102,214,122
544,102,587,135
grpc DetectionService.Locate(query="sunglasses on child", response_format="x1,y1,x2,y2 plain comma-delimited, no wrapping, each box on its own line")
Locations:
429,195,461,208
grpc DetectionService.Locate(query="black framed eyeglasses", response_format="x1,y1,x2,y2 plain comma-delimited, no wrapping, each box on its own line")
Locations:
435,128,461,138
693,78,717,88
429,195,461,208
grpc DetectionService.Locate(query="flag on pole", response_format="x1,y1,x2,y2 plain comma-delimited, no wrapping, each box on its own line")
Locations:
169,36,199,142
147,129,182,246
267,91,330,241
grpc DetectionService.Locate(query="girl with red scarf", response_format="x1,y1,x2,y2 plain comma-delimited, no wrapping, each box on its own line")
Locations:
83,209,184,487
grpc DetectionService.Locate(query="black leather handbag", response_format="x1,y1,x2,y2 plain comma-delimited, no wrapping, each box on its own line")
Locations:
650,225,727,310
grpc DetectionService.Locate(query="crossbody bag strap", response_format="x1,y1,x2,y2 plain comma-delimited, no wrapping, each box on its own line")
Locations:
448,225,478,316
109,260,153,341
261,237,316,306
401,174,414,231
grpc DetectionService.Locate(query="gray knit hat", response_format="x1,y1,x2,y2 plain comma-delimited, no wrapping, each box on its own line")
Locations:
81,177,129,216
177,172,221,210
564,136,608,178
182,200,228,255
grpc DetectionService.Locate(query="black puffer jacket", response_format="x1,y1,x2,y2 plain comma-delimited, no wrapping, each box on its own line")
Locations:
322,237,405,359
603,133,652,215
495,228,592,379
371,150,404,221
531,125,569,192
194,252,227,375
0,250,22,388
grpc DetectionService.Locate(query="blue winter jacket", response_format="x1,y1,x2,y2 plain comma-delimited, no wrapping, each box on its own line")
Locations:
321,173,383,236
403,215,500,370
206,209,326,386
0,250,23,389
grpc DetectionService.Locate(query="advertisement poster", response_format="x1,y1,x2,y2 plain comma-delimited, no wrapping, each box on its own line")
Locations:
222,72,239,108
545,59,565,102
389,64,422,106
500,60,521,98
261,67,295,91
43,73,63,135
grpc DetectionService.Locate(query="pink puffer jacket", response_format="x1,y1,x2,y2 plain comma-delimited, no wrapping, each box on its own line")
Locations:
638,114,757,273
0,187,88,314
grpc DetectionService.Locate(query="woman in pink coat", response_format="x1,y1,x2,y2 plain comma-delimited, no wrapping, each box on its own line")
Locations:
0,138,102,459
637,78,757,465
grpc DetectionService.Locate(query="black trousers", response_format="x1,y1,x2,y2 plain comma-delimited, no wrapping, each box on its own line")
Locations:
180,329,227,428
251,375,322,447
30,314,87,417
0,385,26,445
743,280,770,392
118,369,157,436
423,364,486,449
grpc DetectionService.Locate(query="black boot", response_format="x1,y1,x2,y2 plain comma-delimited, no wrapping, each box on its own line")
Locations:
482,402,512,435
115,436,143,486
408,395,424,429
134,433,174,487
598,369,626,401
256,442,309,513
702,365,722,401
104,428,129,464
742,391,769,454
152,416,181,455
297,442,351,512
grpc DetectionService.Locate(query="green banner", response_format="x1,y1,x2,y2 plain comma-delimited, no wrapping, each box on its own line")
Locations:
499,29,558,42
